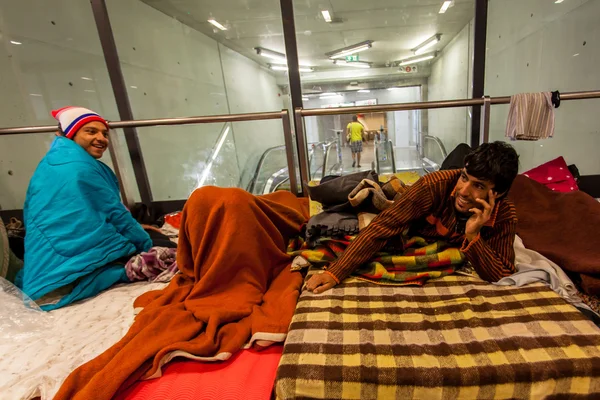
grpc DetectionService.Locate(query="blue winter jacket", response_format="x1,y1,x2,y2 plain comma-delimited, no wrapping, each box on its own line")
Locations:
17,137,151,310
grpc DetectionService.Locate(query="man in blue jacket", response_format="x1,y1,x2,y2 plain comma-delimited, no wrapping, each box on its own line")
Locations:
16,107,152,310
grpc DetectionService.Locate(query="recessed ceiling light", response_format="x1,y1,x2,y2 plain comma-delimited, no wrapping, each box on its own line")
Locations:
399,53,436,66
269,64,314,73
326,40,374,59
333,60,372,69
81,77,93,81
321,10,332,22
573,53,579,57
130,85,138,89
320,94,343,99
413,34,441,55
255,47,287,63
555,0,564,3
208,19,227,31
439,1,452,14
29,93,43,97
357,89,371,93
10,40,22,45
84,89,96,93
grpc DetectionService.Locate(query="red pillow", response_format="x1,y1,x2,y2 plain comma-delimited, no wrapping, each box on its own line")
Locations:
522,157,579,192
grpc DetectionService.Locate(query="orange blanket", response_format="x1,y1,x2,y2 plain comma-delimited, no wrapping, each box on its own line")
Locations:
54,187,309,400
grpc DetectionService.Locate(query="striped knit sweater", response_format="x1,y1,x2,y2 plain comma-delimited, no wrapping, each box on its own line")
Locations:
325,169,517,283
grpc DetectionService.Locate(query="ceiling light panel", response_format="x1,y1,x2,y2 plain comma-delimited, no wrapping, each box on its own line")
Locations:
269,64,313,73
399,53,436,66
326,40,374,59
207,19,227,31
413,34,441,55
333,60,372,69
439,1,452,14
255,47,287,63
321,10,332,22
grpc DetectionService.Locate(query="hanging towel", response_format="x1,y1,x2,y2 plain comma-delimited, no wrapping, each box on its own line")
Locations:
505,92,555,140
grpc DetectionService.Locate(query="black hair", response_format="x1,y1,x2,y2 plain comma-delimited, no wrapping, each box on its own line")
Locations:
352,115,358,122
463,141,519,196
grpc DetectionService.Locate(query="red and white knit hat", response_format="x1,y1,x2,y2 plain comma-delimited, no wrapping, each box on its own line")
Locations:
51,106,108,139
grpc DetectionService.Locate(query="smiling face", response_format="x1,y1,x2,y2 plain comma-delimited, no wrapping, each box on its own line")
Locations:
454,169,496,214
73,121,109,159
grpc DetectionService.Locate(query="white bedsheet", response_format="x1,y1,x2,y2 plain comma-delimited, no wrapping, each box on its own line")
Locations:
0,281,167,400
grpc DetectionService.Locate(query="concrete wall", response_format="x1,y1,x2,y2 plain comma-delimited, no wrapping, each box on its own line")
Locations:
486,0,600,174
427,20,473,155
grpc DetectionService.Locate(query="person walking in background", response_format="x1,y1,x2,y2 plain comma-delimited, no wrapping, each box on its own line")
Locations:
347,115,365,167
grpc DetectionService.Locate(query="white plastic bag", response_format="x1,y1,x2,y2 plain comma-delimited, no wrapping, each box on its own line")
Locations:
0,277,52,341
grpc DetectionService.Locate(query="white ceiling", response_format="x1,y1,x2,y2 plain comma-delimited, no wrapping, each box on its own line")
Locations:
141,0,475,79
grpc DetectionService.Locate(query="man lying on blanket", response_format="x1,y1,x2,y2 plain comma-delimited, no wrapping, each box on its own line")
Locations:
305,141,520,293
15,107,166,310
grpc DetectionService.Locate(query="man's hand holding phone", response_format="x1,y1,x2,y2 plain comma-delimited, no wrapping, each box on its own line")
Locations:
465,189,497,241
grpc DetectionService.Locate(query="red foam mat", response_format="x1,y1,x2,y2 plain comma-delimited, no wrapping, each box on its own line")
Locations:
115,345,283,400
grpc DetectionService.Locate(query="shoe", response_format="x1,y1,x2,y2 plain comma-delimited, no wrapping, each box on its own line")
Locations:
352,161,356,167
357,164,362,168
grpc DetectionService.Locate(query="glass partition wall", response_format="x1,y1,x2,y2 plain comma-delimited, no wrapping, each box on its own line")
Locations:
2,0,600,211
290,0,475,176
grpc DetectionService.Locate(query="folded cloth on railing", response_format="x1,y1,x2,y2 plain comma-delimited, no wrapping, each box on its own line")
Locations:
505,92,555,141
125,247,178,283
288,235,461,286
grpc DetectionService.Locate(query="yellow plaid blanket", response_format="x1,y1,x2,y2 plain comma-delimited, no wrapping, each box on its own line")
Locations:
276,275,600,399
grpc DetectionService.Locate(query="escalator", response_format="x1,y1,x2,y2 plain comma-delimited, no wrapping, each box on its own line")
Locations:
373,134,448,176
247,134,447,195
246,139,341,195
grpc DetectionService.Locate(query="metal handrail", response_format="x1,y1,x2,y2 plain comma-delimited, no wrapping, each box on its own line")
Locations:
423,135,448,160
293,90,600,187
387,140,397,173
0,109,300,199
273,176,290,192
247,144,286,193
249,139,328,194
296,90,600,118
374,140,397,174
321,141,337,178
0,110,286,135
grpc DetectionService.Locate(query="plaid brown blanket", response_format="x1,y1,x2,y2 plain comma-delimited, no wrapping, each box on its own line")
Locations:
276,275,600,399
288,235,462,285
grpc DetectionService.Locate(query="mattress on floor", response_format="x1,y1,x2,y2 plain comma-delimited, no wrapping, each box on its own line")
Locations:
116,345,283,400
276,274,600,399
0,281,168,400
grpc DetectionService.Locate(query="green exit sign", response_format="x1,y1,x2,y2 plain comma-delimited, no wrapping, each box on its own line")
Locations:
345,55,359,62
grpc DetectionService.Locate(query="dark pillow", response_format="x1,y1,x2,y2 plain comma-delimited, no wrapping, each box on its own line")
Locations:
306,170,378,206
305,211,359,244
441,143,471,170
